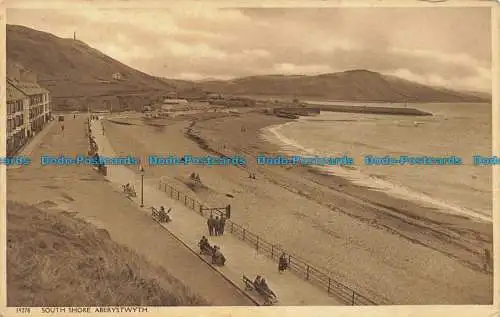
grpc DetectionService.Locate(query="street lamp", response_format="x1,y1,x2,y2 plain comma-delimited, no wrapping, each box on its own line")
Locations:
140,166,145,207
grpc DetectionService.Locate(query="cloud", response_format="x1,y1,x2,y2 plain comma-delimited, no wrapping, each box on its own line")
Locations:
273,63,333,75
389,68,491,93
6,6,492,92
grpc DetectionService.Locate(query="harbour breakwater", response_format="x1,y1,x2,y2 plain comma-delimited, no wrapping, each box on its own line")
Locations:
308,104,432,116
273,105,431,117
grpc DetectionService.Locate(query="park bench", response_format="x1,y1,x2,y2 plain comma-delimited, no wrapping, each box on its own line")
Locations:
122,184,137,197
151,207,171,223
199,242,225,266
242,274,278,305
211,251,226,266
199,242,215,256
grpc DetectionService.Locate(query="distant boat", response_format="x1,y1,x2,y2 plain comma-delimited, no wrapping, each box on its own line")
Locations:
413,121,424,127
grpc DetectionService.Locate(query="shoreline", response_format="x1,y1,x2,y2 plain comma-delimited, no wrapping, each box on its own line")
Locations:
190,112,491,217
103,111,493,304
187,113,493,281
260,120,492,223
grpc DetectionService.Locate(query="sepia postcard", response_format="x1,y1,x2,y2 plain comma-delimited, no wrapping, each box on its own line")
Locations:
0,0,498,317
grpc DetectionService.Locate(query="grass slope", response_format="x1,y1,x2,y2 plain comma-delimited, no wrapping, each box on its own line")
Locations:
7,201,208,306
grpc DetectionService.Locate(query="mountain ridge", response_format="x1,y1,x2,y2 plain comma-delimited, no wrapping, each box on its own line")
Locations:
7,24,490,110
184,69,490,102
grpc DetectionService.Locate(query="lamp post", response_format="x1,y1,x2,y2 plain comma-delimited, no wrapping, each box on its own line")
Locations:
140,166,145,207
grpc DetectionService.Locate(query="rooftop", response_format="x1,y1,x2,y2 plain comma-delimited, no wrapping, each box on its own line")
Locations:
7,81,26,102
7,78,50,96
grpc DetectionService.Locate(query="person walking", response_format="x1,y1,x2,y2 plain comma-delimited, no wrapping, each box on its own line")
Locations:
61,124,65,136
220,215,226,235
207,215,215,236
279,252,288,273
214,216,220,236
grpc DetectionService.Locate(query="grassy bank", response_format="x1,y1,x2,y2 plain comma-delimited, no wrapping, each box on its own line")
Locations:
7,201,207,307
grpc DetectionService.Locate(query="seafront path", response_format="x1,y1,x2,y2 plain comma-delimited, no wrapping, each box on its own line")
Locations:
7,115,255,306
91,118,344,306
8,120,57,169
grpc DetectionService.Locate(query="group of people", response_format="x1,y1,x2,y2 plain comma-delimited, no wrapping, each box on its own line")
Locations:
123,183,136,197
278,252,288,273
190,172,201,182
253,275,277,300
198,236,226,265
159,206,172,222
207,214,226,236
199,236,211,252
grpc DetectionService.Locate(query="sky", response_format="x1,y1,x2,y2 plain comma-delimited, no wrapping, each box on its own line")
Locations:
6,6,492,92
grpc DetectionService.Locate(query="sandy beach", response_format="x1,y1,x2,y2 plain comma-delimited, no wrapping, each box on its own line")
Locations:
6,6,495,309
103,110,493,305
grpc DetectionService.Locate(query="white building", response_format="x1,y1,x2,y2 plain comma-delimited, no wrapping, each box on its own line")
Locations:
112,72,123,80
161,99,189,111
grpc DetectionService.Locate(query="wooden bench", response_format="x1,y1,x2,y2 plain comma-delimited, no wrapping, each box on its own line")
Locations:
199,243,215,256
242,275,278,305
151,207,170,223
122,185,137,197
199,243,225,266
242,275,255,291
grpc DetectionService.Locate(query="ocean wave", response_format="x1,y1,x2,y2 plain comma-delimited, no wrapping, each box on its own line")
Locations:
260,123,492,223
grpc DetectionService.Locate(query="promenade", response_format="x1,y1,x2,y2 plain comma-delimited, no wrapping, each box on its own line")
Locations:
7,115,254,306
8,120,57,170
91,118,344,306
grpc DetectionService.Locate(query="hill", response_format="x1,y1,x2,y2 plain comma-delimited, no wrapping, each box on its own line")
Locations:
8,25,489,107
7,201,207,306
196,70,490,103
7,24,174,111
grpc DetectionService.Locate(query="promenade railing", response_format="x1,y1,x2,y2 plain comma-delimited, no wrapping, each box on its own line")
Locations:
158,180,378,306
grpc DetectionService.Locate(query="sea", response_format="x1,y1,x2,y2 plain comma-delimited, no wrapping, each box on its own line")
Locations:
261,102,492,222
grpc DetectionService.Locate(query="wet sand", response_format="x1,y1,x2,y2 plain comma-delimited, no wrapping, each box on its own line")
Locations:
103,111,493,305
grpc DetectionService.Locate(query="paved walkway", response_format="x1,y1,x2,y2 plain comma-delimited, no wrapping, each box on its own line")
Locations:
8,115,254,306
8,120,57,170
91,118,344,306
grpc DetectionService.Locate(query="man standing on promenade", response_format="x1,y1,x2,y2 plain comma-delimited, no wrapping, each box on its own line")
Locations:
207,215,214,236
279,253,288,273
214,216,221,236
220,216,226,235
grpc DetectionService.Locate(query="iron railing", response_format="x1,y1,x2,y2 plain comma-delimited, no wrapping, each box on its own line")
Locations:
158,180,378,306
